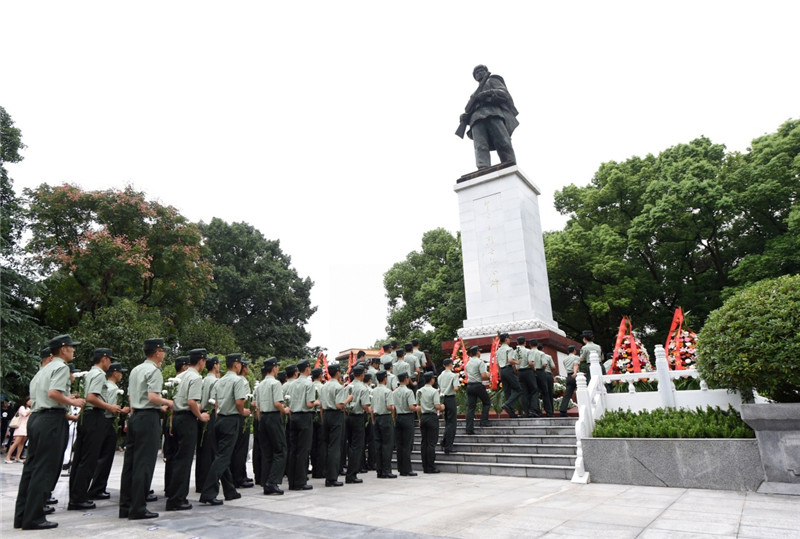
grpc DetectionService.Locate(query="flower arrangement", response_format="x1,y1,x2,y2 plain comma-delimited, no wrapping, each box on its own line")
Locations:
450,338,469,387
665,308,698,370
608,317,653,375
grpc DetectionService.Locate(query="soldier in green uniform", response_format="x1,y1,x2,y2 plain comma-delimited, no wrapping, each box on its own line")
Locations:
199,354,250,505
343,365,371,484
372,371,396,478
195,355,220,493
88,362,129,501
163,355,189,494
496,333,521,417
286,360,318,490
437,359,460,454
580,330,602,384
559,346,580,417
541,344,556,415
529,340,554,417
69,348,118,510
14,335,85,530
465,345,491,435
384,361,399,390
393,349,411,380
367,358,380,385
254,358,288,495
403,343,421,389
320,364,351,487
165,349,210,511
282,363,298,480
230,358,253,489
411,339,427,372
393,373,420,476
418,372,444,473
379,343,392,371
119,338,173,520
516,337,540,418
310,367,326,478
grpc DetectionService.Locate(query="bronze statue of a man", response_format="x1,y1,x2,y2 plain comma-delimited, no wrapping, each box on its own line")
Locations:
456,65,519,169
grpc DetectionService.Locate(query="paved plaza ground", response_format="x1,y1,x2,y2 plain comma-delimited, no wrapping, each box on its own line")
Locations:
1,455,798,538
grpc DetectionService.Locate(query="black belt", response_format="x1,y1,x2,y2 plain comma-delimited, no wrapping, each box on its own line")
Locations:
518,367,531,370
422,412,436,416
535,368,544,371
261,411,280,414
443,394,456,398
218,414,239,417
467,382,484,385
323,409,341,413
174,410,193,416
501,365,514,370
132,408,159,413
397,413,413,416
376,413,392,416
37,408,66,414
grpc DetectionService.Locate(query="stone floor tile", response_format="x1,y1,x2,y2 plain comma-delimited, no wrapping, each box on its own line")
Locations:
648,516,739,536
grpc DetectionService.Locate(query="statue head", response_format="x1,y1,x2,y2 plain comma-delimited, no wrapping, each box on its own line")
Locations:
473,64,488,81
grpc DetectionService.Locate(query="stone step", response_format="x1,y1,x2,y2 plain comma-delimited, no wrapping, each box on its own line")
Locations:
400,459,574,480
446,426,576,436
413,434,576,445
410,450,576,466
452,417,576,427
412,442,577,455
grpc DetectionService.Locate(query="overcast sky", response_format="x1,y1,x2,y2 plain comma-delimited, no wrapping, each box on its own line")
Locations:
3,1,798,356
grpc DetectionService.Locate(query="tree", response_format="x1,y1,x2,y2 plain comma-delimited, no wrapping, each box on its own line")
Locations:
24,184,213,332
199,218,315,359
549,120,799,349
384,228,466,361
72,299,171,373
177,316,239,355
0,106,48,400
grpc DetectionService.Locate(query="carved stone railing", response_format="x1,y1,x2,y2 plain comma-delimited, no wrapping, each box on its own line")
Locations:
571,345,743,483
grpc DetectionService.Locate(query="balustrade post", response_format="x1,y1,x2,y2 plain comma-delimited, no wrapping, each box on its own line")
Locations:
655,345,676,408
571,372,591,483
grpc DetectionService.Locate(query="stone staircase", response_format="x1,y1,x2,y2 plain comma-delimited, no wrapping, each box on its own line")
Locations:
403,417,578,479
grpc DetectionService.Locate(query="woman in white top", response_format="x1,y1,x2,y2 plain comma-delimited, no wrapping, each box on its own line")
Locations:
5,398,31,463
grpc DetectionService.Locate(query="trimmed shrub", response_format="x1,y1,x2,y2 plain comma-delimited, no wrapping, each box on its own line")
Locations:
696,274,800,402
593,406,754,438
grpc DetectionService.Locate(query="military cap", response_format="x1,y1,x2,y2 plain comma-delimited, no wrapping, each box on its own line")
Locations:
327,364,340,377
50,334,81,350
516,336,527,345
404,343,413,352
40,347,52,359
391,340,398,348
93,348,113,360
396,349,405,358
285,364,298,378
144,338,165,354
376,371,387,383
383,342,392,350
397,372,408,382
423,372,435,384
277,372,287,384
311,367,323,380
468,345,481,355
499,333,509,341
581,330,594,338
411,339,420,346
297,359,310,372
189,348,207,361
205,356,219,371
528,339,539,346
442,358,453,366
370,357,380,365
175,356,189,371
263,357,278,370
567,345,576,353
352,364,365,376
383,361,393,370
107,362,127,375
226,353,247,368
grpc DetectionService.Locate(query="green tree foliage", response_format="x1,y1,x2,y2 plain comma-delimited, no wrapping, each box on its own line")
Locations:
177,316,238,355
549,119,799,348
384,228,466,361
696,275,800,403
0,106,48,400
199,218,315,359
72,299,171,373
593,406,754,438
24,184,213,331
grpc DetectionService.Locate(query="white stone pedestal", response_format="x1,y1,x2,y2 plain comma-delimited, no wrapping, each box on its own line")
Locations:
454,165,563,338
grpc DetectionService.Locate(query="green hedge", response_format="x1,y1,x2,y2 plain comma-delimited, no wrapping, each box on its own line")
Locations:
593,406,754,438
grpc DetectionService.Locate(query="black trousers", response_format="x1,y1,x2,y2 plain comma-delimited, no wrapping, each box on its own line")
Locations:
311,415,325,477
88,416,116,498
252,421,262,485
546,372,555,415
518,369,540,416
560,375,577,414
69,408,106,503
420,413,439,472
257,412,286,487
345,414,365,479
394,413,414,475
472,116,516,168
195,412,216,493
363,414,376,471
200,415,239,501
466,383,491,432
374,414,394,476
162,416,177,494
165,412,197,506
230,416,249,486
288,412,312,488
535,369,554,416
14,411,67,529
500,366,521,411
441,395,457,451
120,409,160,518
322,409,343,482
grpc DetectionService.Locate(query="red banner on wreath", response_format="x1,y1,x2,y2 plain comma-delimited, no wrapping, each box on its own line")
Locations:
489,334,500,390
665,307,697,370
610,316,642,373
